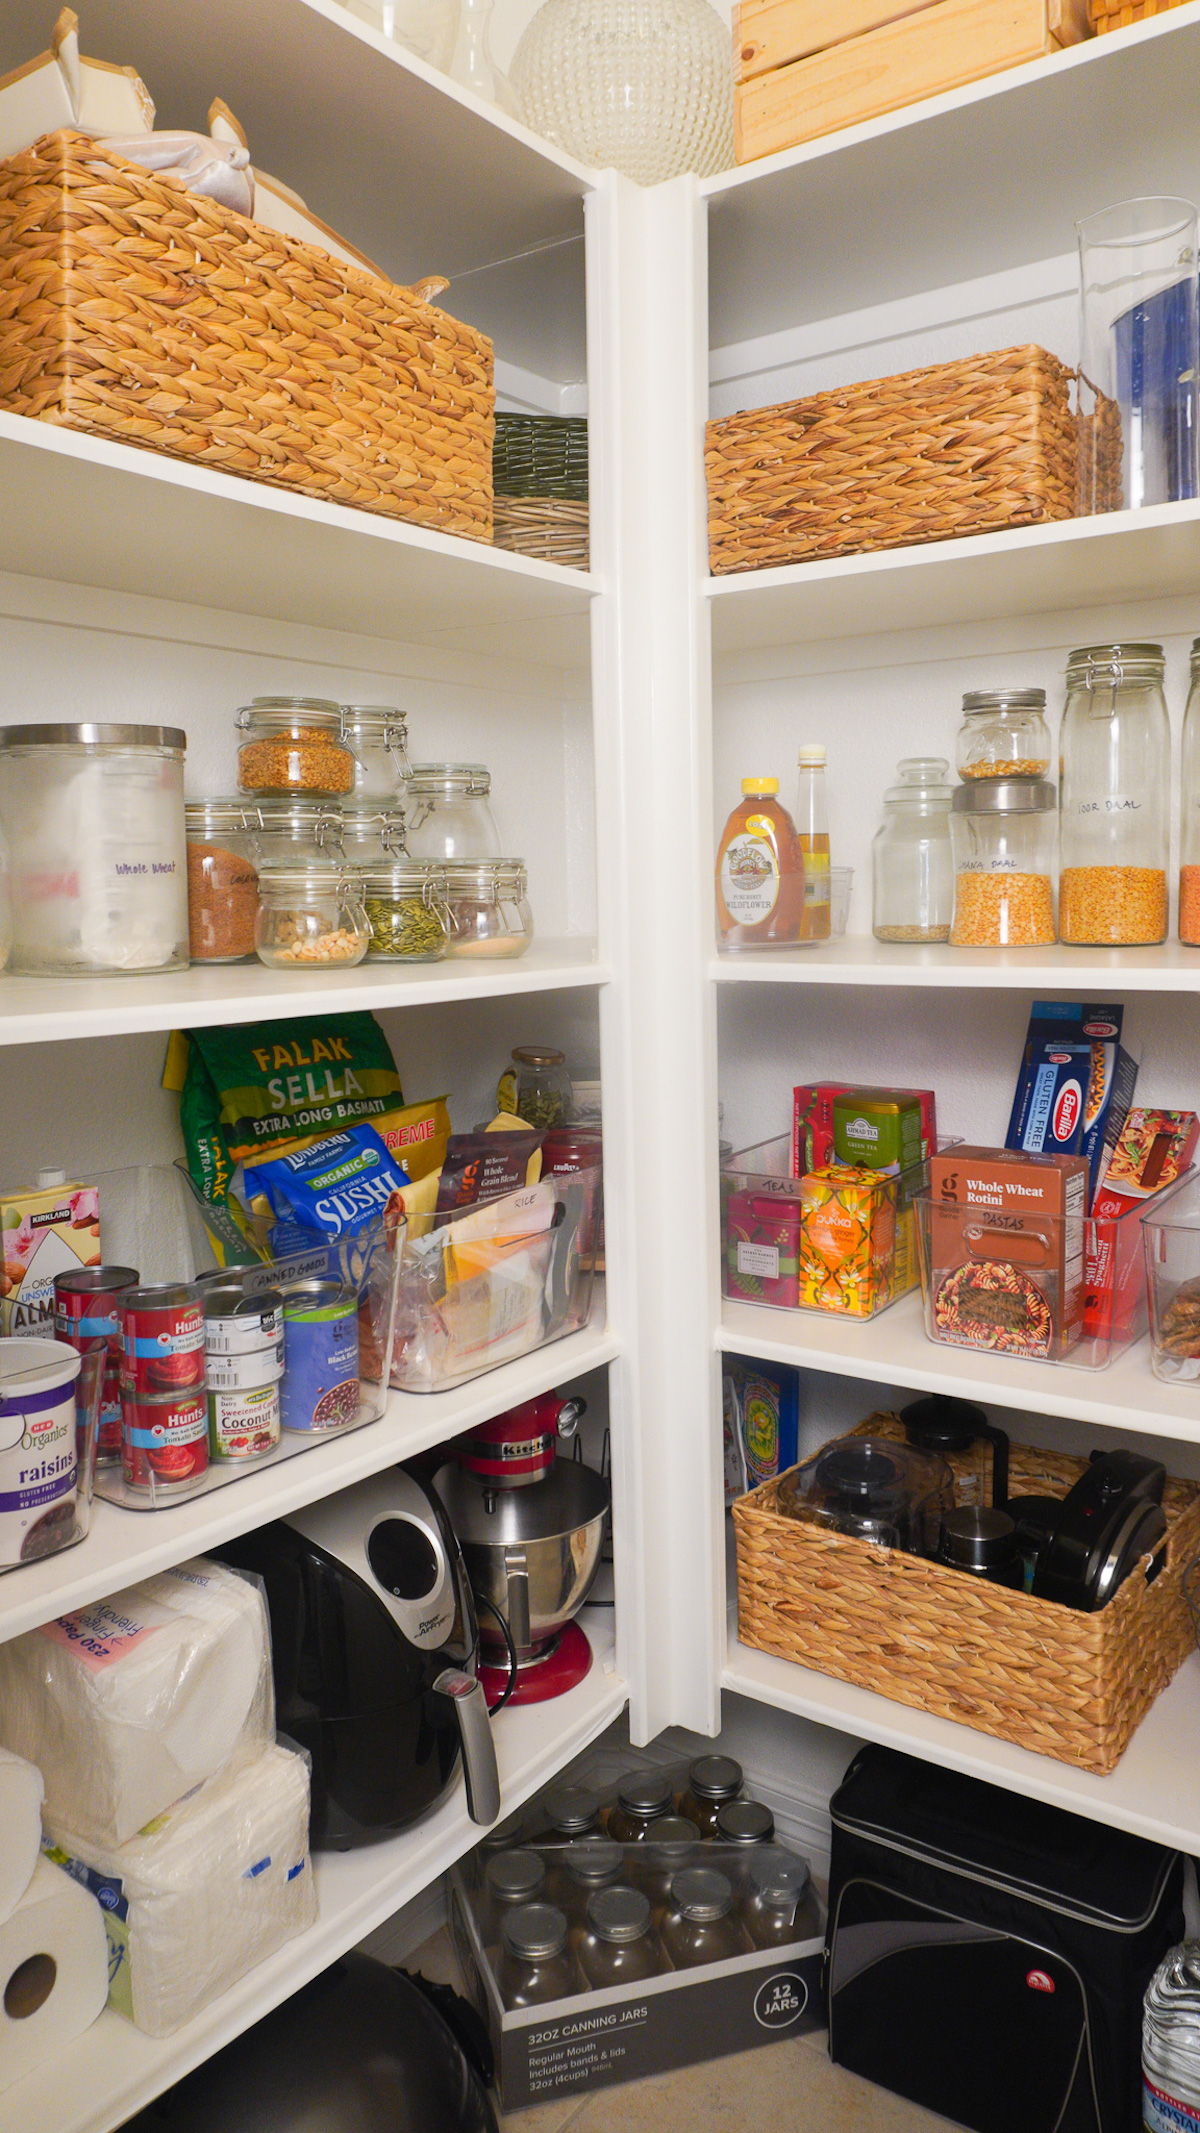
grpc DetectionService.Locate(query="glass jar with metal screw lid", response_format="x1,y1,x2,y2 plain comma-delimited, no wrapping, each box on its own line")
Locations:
577,1887,666,1989
340,804,407,867
254,862,370,968
339,704,411,802
742,1848,821,1949
249,798,346,866
405,763,501,858
1059,643,1170,945
872,758,956,945
184,800,261,964
678,1755,744,1838
956,689,1051,781
607,1771,675,1844
497,1046,573,1128
444,860,533,958
949,779,1057,947
661,1869,751,1968
497,1905,576,2009
481,1850,547,1946
361,860,449,962
236,698,356,797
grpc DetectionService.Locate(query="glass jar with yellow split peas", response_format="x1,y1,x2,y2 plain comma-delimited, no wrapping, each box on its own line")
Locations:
949,779,1057,948
1059,643,1170,946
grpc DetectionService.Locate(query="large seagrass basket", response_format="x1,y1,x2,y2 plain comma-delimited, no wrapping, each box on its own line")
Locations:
732,1414,1200,1774
706,343,1109,575
1090,0,1187,29
0,131,494,540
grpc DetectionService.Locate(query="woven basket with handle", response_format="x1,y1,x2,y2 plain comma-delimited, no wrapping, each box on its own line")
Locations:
732,1413,1200,1774
706,343,1115,575
0,131,494,539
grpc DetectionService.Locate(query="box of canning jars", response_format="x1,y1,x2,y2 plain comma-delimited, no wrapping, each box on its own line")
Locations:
448,1798,824,2110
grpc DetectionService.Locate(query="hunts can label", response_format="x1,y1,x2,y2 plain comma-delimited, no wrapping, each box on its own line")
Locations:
55,1266,137,1464
121,1284,205,1397
208,1381,281,1462
122,1390,209,1492
280,1281,360,1433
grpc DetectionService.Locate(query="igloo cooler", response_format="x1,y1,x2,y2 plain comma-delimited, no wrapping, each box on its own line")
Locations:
826,1745,1184,2133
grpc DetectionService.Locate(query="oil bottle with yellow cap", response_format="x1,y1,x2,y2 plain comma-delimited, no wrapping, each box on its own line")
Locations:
716,777,806,950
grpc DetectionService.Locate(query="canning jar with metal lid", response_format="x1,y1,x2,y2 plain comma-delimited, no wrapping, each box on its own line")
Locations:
0,723,188,975
444,859,532,958
340,804,408,866
254,862,370,968
956,688,1051,781
405,762,501,858
872,758,955,945
340,704,411,801
361,859,449,962
235,697,356,797
949,779,1057,948
250,797,346,865
497,1045,572,1127
1059,643,1170,945
184,800,260,964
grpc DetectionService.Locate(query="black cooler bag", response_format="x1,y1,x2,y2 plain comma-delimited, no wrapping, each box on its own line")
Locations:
826,1746,1183,2133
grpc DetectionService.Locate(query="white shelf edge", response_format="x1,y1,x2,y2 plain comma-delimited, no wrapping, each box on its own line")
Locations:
16,1606,625,2133
718,1292,1200,1444
708,940,1200,990
0,1290,616,1646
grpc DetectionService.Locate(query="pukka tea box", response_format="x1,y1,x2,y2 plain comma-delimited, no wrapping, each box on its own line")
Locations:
1,1176,101,1339
1006,1001,1138,1207
925,1146,1087,1361
1085,1110,1200,1348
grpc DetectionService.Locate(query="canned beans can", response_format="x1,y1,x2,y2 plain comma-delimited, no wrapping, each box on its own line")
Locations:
120,1283,205,1397
54,1265,138,1464
122,1389,209,1492
202,1282,285,1355
280,1280,360,1432
208,1382,281,1462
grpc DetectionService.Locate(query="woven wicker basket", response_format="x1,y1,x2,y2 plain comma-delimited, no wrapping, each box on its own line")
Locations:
492,497,589,568
732,1415,1200,1774
494,413,588,500
706,344,1102,575
1091,0,1186,28
0,131,494,540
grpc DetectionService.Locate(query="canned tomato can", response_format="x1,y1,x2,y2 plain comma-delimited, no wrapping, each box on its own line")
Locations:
54,1265,138,1465
202,1282,284,1356
280,1280,360,1433
204,1343,285,1394
120,1283,205,1396
122,1389,209,1492
208,1381,281,1463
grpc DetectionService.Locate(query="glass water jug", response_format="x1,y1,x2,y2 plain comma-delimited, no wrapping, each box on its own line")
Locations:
872,758,955,944
1058,643,1170,945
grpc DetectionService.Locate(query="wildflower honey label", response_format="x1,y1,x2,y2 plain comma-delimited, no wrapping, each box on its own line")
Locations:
720,831,780,925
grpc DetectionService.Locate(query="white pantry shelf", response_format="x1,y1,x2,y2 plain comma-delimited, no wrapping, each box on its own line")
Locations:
709,937,1200,991
0,415,597,669
12,1607,624,2133
0,1287,616,1648
719,1292,1200,1446
0,937,607,1048
707,497,1200,656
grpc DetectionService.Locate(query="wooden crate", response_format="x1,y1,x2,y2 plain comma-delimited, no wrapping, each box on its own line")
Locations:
734,0,1092,164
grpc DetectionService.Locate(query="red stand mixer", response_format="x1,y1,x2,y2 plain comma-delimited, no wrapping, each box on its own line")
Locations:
434,1395,610,1708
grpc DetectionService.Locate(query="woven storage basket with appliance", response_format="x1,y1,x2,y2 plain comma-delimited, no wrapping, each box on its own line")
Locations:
492,413,589,569
0,131,494,540
1090,0,1187,28
731,1413,1200,1774
706,343,1111,576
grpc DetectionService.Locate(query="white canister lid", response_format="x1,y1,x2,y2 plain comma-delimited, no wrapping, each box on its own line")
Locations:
0,1338,83,1396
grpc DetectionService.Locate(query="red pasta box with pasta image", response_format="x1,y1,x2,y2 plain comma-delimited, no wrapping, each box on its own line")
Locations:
1085,1110,1200,1349
923,1146,1088,1362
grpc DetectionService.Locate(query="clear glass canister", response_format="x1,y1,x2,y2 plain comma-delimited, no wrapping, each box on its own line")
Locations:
184,800,260,964
0,724,188,976
340,804,407,866
405,763,501,859
1058,643,1170,946
236,698,356,797
340,704,411,802
361,860,448,962
956,689,1051,781
949,779,1057,947
444,859,532,958
1180,639,1200,946
497,1046,573,1127
872,758,955,945
250,798,346,866
254,862,370,968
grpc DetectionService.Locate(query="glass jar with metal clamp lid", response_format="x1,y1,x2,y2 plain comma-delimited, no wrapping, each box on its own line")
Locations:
405,763,501,859
444,858,532,958
339,704,411,802
361,859,449,962
340,804,408,867
1058,643,1170,946
249,798,346,867
254,862,370,968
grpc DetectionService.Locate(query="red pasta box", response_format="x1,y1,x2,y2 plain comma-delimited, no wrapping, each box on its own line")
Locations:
925,1146,1088,1361
792,1083,936,1180
1086,1110,1200,1348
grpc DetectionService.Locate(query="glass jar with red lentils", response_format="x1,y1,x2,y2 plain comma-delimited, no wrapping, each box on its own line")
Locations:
1058,644,1170,947
949,779,1057,948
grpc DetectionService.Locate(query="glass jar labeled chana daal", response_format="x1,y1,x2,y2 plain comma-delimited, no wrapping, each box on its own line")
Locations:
949,779,1057,948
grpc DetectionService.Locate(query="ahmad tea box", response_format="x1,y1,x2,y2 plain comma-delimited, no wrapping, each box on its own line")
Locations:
833,1090,924,1176
1,1178,100,1338
926,1147,1087,1360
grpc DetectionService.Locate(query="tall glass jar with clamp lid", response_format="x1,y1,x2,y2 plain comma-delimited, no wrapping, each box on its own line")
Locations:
872,759,955,945
1058,643,1170,946
1181,640,1200,945
405,764,501,859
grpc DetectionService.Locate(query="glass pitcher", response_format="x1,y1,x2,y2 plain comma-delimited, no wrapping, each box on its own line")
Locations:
1077,198,1200,514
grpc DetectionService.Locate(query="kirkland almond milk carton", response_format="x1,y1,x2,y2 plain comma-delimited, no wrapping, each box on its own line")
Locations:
1,1172,101,1339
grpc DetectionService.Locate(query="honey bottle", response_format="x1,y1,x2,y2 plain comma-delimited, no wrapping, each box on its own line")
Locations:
716,779,806,951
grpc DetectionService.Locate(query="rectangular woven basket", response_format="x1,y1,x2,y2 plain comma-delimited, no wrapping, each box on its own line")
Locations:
0,131,494,540
492,498,590,568
706,343,1095,575
732,1416,1200,1774
1090,0,1187,28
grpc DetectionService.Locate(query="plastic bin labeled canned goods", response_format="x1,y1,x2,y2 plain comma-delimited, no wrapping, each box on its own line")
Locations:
207,1381,282,1463
120,1284,205,1396
55,1265,138,1464
122,1389,209,1492
280,1281,360,1432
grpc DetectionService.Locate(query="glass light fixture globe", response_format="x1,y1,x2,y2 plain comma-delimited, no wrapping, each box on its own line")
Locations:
510,0,735,185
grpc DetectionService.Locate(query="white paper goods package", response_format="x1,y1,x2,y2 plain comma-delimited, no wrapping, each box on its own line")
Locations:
0,1747,44,1925
0,1856,108,2093
46,1741,315,2038
0,1558,273,1847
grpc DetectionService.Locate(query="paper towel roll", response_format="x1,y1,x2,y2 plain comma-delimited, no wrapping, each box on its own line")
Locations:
0,1750,43,1926
0,1558,273,1847
0,1857,108,2093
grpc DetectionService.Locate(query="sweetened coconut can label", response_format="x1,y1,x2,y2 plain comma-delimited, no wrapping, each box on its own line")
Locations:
0,1370,79,1565
208,1381,281,1462
280,1282,359,1432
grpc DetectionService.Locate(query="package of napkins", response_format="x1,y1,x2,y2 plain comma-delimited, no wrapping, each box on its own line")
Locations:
45,1741,316,2037
0,1558,272,1846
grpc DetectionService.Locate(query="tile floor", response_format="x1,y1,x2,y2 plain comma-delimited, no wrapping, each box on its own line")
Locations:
411,1926,958,2133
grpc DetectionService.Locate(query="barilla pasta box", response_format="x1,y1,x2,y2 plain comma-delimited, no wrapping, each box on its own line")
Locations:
1006,1002,1138,1208
926,1147,1088,1361
792,1084,936,1180
1085,1110,1200,1347
1,1176,100,1339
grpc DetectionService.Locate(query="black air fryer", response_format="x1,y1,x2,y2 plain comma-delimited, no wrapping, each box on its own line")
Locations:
220,1466,500,1849
826,1746,1183,2133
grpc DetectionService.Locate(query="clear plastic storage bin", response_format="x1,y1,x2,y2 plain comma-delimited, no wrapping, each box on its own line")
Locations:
722,1134,941,1322
1143,1172,1200,1383
916,1193,1149,1371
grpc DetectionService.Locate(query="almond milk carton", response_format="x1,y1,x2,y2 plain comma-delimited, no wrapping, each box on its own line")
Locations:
1,1172,101,1339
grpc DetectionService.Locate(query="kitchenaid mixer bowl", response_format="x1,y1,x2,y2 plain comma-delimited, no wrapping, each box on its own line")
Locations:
434,1457,609,1656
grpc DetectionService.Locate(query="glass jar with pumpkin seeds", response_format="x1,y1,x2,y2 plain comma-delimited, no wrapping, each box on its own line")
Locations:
361,859,450,962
